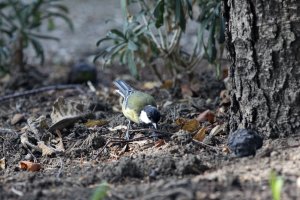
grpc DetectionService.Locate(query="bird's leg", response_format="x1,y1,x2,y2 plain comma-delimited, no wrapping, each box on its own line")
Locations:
125,120,131,140
150,123,159,140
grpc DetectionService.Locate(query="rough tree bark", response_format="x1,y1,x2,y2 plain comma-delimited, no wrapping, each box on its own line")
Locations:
223,0,300,137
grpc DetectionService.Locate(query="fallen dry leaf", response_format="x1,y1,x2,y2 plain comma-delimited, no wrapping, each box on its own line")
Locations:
193,127,207,142
160,80,173,89
175,118,186,126
0,157,6,170
176,118,200,132
183,119,200,132
143,81,161,90
51,96,84,120
37,116,49,129
49,97,92,132
209,124,225,136
108,125,127,131
55,140,65,152
85,119,109,127
55,130,65,152
155,139,166,148
20,133,41,152
131,140,151,147
196,110,215,123
37,141,56,156
11,113,25,125
222,68,229,79
27,115,49,135
19,161,41,172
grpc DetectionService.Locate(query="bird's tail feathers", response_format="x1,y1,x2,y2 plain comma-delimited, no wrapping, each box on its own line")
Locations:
113,80,134,98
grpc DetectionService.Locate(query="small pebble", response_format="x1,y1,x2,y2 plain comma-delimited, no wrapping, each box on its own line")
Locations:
228,129,263,157
24,153,33,161
11,113,25,125
270,151,279,157
68,59,97,84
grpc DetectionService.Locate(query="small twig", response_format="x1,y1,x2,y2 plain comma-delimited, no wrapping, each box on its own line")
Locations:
28,148,38,163
93,139,111,159
23,140,41,153
192,139,220,152
128,128,171,135
20,133,42,161
21,135,39,162
95,136,149,157
0,128,18,135
56,157,64,179
11,187,24,197
94,132,171,159
102,136,150,144
0,84,82,103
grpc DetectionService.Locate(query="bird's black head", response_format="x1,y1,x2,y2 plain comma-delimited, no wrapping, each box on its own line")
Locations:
139,105,161,128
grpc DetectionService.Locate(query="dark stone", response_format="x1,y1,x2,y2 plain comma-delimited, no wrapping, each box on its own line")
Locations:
228,129,263,157
68,59,97,84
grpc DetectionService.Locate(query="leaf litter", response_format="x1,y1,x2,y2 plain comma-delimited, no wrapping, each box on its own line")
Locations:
0,66,298,200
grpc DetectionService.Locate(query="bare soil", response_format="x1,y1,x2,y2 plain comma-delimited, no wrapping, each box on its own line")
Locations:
1,1,300,200
1,64,300,200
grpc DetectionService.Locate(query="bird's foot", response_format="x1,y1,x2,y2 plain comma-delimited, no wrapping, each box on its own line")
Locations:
124,129,131,140
149,130,160,141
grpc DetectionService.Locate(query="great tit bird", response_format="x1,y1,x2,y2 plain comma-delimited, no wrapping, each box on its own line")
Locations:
114,80,161,139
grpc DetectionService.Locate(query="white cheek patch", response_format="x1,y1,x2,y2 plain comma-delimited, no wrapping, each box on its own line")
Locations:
139,110,152,124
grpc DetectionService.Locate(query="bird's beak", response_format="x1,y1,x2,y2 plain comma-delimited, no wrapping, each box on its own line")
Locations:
152,123,157,129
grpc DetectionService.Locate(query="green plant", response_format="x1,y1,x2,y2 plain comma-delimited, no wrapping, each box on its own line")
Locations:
0,0,73,74
95,0,224,80
269,170,284,200
90,181,109,200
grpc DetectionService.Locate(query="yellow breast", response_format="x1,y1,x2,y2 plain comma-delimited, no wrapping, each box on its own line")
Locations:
122,106,140,123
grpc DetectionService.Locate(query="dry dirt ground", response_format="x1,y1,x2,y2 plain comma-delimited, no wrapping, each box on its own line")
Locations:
1,1,300,200
1,68,300,200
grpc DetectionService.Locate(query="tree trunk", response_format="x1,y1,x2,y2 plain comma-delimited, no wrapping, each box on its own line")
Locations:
223,0,300,137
